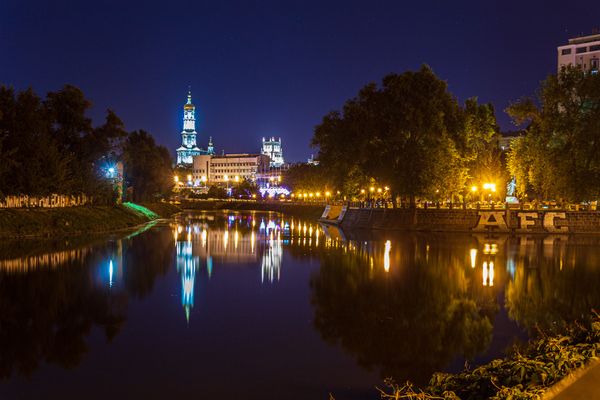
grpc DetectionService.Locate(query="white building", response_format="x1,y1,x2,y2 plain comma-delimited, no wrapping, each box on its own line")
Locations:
557,32,600,74
192,153,271,185
261,137,284,167
176,91,214,166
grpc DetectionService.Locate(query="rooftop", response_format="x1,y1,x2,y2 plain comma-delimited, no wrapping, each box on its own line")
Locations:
568,32,600,45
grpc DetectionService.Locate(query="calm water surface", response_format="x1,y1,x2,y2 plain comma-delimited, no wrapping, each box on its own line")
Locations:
1,211,600,399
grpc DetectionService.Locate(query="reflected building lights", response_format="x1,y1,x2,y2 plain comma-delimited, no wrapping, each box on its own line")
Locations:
176,241,198,323
261,233,283,284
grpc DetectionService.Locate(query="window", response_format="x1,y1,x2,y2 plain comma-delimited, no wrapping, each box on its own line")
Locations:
591,44,600,52
591,59,599,71
561,48,572,55
576,47,587,54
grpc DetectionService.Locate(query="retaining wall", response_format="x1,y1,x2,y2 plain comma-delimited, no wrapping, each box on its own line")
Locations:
339,208,600,234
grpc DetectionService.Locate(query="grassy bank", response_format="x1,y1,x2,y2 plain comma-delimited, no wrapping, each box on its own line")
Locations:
180,200,325,220
0,202,181,239
374,314,600,400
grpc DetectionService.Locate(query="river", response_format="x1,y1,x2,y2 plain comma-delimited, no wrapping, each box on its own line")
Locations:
1,210,600,399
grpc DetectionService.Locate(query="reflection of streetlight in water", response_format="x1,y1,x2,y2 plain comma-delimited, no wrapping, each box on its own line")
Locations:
384,240,391,272
482,261,494,287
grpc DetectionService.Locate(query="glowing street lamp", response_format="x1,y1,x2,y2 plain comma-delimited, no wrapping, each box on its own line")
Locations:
483,183,496,192
234,175,240,182
174,175,179,183
471,186,478,193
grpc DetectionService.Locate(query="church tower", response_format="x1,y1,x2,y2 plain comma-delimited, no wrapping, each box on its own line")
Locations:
176,90,202,165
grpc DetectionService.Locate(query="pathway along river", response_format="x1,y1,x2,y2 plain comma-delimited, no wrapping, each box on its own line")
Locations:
1,210,600,399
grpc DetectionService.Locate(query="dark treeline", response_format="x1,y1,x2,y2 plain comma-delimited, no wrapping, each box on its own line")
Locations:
310,65,503,206
303,64,600,205
0,85,172,202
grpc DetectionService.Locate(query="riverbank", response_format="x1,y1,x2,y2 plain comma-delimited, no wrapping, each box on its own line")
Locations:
375,314,600,399
0,202,180,239
180,200,324,220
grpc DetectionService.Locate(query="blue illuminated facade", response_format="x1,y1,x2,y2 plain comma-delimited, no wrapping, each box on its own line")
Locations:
176,91,214,166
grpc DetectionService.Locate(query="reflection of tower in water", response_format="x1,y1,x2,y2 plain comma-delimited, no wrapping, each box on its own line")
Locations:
176,238,198,323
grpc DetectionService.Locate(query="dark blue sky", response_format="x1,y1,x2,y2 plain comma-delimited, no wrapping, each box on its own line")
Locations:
2,0,599,162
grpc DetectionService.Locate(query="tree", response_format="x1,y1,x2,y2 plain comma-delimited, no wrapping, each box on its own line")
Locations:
461,98,504,197
506,65,600,202
122,130,173,202
207,185,227,199
231,179,258,198
283,163,332,194
312,66,467,206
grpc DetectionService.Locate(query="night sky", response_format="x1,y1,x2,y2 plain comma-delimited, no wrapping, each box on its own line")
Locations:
2,0,599,162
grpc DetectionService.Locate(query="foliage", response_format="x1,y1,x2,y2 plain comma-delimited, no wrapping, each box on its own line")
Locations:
231,179,259,198
0,84,172,203
207,185,228,199
312,66,501,204
379,313,600,399
283,163,333,193
506,65,600,202
461,98,505,196
122,130,173,202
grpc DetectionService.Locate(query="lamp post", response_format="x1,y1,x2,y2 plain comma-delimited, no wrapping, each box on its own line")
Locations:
224,174,229,195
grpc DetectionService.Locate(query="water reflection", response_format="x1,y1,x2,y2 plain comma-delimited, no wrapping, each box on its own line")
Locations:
0,227,173,379
2,211,600,394
309,229,600,384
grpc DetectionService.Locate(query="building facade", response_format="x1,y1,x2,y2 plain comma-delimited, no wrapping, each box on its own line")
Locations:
261,137,284,167
176,91,214,166
557,32,600,74
192,153,271,185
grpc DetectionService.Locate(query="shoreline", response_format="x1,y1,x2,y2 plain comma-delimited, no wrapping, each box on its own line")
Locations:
0,202,181,239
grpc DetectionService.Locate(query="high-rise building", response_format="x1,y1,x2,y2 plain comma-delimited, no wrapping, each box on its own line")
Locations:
176,91,214,166
261,137,284,167
557,32,600,74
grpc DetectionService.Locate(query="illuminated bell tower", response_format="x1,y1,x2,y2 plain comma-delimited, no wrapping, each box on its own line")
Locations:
176,90,202,165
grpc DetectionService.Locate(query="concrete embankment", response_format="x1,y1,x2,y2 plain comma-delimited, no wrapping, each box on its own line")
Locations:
0,202,181,239
180,200,325,220
335,207,600,234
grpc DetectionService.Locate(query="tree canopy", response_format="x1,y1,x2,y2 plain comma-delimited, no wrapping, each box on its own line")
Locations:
311,65,502,205
0,85,173,203
506,65,600,202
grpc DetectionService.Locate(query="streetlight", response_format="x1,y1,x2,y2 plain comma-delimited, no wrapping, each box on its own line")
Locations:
174,175,179,183
224,174,229,195
234,175,240,183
